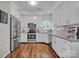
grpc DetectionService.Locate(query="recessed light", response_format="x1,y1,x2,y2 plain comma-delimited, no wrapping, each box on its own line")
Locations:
29,1,38,6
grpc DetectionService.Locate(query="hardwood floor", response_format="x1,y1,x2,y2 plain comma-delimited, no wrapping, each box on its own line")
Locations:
7,43,59,58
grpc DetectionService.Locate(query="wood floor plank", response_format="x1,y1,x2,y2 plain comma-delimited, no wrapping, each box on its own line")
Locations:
7,43,59,58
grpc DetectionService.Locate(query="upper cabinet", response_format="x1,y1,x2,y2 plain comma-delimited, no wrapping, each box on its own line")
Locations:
59,2,69,26
52,2,79,27
52,2,69,26
68,2,79,25
52,7,61,27
55,6,61,26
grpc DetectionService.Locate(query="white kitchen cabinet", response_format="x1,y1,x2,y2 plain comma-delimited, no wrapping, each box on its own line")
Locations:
68,2,79,25
36,34,41,42
71,42,79,58
52,35,79,58
52,10,57,27
55,37,62,57
52,36,57,52
52,36,71,58
59,2,69,26
52,36,63,57
61,39,71,58
21,33,27,42
55,7,61,26
52,2,69,26
52,2,79,26
36,33,49,43
60,2,79,25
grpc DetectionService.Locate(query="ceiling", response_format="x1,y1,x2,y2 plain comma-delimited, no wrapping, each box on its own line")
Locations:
15,1,62,14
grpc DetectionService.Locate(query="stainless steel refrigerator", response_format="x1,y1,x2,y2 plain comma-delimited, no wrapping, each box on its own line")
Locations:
10,15,21,52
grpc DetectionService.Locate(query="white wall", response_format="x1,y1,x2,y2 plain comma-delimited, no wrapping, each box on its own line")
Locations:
20,14,52,42
0,1,20,57
0,1,10,57
10,2,20,19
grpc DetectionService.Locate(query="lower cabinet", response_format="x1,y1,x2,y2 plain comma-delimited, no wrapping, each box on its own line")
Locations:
52,36,71,58
61,39,71,58
52,36,79,58
36,33,49,43
52,36,58,54
21,33,27,42
71,42,79,58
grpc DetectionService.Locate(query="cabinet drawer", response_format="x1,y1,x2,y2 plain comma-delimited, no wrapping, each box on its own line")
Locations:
61,40,71,58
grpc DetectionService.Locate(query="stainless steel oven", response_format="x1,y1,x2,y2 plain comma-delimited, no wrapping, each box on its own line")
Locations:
28,23,36,28
27,23,36,42
27,33,36,39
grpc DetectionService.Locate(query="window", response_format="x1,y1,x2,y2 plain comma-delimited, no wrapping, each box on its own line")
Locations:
42,20,49,29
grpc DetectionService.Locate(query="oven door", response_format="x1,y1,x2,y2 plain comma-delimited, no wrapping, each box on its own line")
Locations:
27,34,36,39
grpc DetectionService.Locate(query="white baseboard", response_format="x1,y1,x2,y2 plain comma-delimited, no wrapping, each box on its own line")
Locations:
2,51,10,58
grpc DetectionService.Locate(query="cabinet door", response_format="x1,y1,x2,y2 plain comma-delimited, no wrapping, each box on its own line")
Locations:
52,36,58,52
55,7,61,26
38,34,43,42
56,37,71,58
52,8,58,26
36,34,40,42
40,34,48,43
61,39,71,58
71,42,79,58
55,37,63,57
21,33,27,42
52,36,61,56
69,2,79,24
36,34,48,43
36,34,44,42
52,36,71,58
60,2,69,26
44,34,48,43
53,2,69,26
52,36,56,49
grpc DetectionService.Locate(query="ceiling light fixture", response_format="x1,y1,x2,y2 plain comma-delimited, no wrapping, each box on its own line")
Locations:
29,1,38,6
